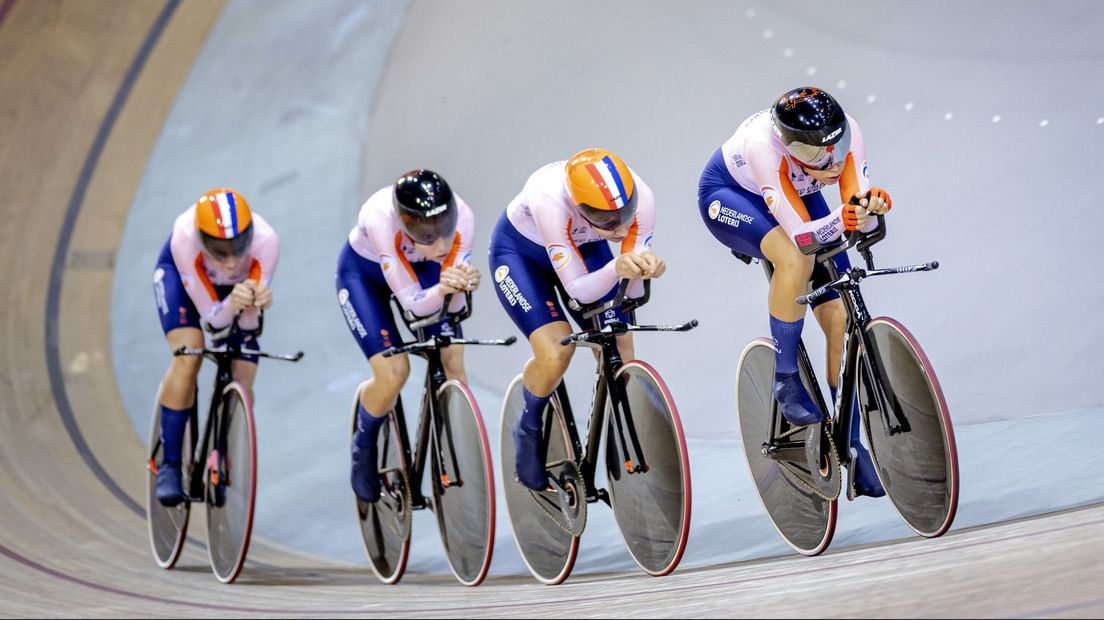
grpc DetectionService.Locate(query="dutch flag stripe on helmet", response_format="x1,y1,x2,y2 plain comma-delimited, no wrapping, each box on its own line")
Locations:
583,157,628,210
215,191,237,238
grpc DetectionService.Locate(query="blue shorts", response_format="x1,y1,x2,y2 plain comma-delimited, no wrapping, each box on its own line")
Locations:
697,148,849,308
335,241,461,360
488,211,630,339
153,237,259,362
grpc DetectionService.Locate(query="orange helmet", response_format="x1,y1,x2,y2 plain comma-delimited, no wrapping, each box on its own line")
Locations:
565,148,638,231
195,188,253,259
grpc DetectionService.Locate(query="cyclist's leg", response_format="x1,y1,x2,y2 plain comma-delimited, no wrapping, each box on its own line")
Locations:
490,212,573,490
337,241,410,501
231,359,258,401
153,242,202,505
697,164,823,426
802,190,851,392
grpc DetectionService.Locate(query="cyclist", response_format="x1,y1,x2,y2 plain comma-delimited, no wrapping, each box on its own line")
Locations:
489,148,665,491
697,87,889,497
152,188,278,506
337,169,479,503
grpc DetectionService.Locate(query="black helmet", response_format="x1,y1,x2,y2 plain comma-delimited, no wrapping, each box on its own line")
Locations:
771,87,851,169
393,169,459,245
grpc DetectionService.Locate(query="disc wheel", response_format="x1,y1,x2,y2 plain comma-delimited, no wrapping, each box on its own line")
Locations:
604,361,692,576
146,383,193,569
204,382,257,584
736,339,836,556
500,375,580,585
352,384,412,585
859,317,959,538
429,380,495,586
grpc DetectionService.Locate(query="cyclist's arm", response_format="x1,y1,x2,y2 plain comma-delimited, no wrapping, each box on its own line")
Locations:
439,200,475,313
748,147,848,250
619,175,656,296
170,233,236,330
368,212,446,318
239,221,279,330
838,116,880,234
532,198,619,305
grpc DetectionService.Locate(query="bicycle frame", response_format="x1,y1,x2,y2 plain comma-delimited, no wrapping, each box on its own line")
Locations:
751,215,938,467
553,281,695,504
148,314,303,501
381,292,514,510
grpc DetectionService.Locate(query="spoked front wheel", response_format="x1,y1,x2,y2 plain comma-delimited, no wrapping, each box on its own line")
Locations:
204,381,258,584
500,374,581,585
352,385,412,585
604,361,691,576
859,317,959,538
429,380,495,586
736,339,836,556
146,384,193,569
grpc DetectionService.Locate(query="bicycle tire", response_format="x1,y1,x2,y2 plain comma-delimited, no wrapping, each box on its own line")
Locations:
500,374,580,585
736,339,836,556
604,361,692,576
204,381,257,584
859,317,959,538
430,379,495,586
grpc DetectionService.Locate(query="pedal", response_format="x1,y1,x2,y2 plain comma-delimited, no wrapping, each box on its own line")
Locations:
846,447,858,501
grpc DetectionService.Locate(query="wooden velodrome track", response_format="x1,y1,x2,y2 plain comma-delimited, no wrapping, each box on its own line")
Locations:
0,1,1101,616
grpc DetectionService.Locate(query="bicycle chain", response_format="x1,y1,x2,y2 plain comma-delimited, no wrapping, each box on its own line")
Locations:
777,428,841,502
531,461,587,537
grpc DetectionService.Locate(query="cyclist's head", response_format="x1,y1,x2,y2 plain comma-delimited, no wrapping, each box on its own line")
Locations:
195,188,253,265
565,148,638,238
771,86,851,172
393,169,458,249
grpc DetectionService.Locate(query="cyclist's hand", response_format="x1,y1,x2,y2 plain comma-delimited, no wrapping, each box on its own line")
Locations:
230,282,255,312
457,264,481,291
253,283,273,310
439,266,466,296
843,203,868,231
638,252,667,279
615,252,649,279
857,187,892,215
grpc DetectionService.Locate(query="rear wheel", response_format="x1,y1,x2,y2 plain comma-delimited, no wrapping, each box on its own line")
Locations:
604,361,691,576
353,384,412,584
736,339,836,556
859,317,959,538
205,382,257,584
146,384,193,569
500,375,580,585
430,380,495,586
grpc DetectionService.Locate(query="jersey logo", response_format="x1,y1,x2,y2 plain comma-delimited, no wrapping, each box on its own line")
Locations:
707,200,721,220
338,288,350,305
643,233,654,249
547,244,571,270
494,265,510,283
760,186,780,213
380,255,396,274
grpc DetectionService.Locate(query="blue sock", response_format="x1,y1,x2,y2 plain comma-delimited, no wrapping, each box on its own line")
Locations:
159,405,190,466
354,403,387,446
520,386,550,431
770,316,804,375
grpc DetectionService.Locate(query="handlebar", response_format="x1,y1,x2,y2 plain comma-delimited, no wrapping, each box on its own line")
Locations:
176,311,304,362
567,279,652,320
402,291,474,332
